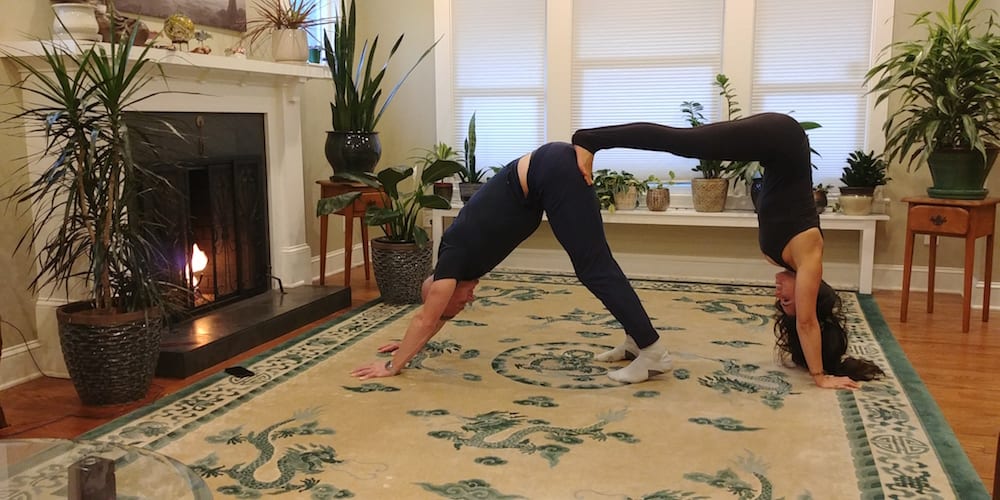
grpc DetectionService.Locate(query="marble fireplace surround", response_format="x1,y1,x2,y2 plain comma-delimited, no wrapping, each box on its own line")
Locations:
1,43,331,377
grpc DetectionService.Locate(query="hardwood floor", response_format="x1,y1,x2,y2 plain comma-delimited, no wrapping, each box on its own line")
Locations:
0,268,996,490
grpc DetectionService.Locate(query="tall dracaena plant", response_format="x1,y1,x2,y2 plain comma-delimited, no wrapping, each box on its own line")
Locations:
324,0,440,132
865,0,1000,168
4,29,175,313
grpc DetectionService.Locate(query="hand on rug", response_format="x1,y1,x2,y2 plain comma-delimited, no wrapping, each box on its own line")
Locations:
813,373,860,390
351,359,397,379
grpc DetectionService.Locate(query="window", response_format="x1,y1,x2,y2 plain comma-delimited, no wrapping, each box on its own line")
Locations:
448,0,547,171
307,0,339,49
572,0,724,174
441,1,892,184
752,0,875,184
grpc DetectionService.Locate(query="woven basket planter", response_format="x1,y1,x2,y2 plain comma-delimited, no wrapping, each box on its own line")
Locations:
57,302,163,406
646,188,670,211
372,238,433,304
692,178,729,212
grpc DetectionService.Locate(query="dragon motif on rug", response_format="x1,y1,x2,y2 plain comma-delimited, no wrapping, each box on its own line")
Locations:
189,409,350,496
424,408,633,467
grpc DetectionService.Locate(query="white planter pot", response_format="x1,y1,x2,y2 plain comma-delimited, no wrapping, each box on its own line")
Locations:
839,194,873,215
271,29,308,63
51,3,100,42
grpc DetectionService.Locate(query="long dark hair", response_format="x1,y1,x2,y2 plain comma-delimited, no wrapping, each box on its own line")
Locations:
774,281,884,381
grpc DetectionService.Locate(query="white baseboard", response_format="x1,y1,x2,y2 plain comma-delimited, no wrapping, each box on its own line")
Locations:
496,248,996,307
0,340,46,390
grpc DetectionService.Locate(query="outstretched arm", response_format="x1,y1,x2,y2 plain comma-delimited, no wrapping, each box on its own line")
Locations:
791,250,859,390
350,278,457,379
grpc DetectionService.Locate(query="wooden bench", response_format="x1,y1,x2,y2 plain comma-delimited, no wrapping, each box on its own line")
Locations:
431,207,889,293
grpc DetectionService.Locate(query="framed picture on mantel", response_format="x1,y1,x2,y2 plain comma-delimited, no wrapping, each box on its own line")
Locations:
114,0,247,32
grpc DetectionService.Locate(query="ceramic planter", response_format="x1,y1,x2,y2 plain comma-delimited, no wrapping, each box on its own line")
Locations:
613,186,638,210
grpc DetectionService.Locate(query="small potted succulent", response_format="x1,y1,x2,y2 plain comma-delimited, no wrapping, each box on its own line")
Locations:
813,183,831,214
839,150,890,215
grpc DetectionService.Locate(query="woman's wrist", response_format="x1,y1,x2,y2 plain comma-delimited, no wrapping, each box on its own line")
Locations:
385,359,398,374
810,370,825,378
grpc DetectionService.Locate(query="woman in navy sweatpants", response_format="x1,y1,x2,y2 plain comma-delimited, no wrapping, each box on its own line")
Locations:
350,141,671,384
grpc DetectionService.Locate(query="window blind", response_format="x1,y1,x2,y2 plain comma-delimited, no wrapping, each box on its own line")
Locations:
571,0,724,179
752,0,874,185
451,0,547,171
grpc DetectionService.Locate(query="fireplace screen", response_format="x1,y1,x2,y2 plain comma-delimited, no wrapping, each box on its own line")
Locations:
129,112,270,316
147,157,270,314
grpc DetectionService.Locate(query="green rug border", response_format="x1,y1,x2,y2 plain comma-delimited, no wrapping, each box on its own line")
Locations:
856,294,989,499
78,298,402,441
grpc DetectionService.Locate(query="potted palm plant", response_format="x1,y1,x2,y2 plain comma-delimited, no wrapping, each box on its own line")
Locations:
317,160,463,303
2,29,181,405
243,0,334,63
323,0,439,177
838,150,891,215
865,0,1000,199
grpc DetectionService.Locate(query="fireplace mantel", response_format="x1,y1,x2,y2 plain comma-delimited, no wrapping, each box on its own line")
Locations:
1,41,331,378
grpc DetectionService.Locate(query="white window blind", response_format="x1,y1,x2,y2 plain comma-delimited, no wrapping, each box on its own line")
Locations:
451,0,547,172
752,0,874,185
572,0,724,178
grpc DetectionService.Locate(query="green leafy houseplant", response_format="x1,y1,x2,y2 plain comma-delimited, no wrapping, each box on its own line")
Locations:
2,28,181,404
317,160,464,247
865,0,1000,198
593,169,648,211
324,0,439,132
840,150,891,190
866,0,1000,168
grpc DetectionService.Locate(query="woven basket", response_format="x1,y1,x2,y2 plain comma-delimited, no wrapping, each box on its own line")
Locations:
57,302,163,406
646,188,670,211
691,178,729,212
372,238,433,304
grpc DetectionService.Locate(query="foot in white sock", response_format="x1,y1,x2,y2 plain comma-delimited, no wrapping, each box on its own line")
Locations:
607,338,672,383
595,336,639,362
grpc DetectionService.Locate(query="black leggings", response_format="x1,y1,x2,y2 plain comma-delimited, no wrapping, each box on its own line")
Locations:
527,143,658,347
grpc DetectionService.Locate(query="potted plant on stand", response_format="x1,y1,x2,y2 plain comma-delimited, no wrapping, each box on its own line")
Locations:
2,30,182,405
324,0,439,178
865,0,1000,199
838,150,891,215
412,142,461,203
458,113,487,202
317,160,464,303
243,0,334,63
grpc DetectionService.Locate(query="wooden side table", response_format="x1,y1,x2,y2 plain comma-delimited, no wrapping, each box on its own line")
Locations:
900,196,999,332
317,180,383,287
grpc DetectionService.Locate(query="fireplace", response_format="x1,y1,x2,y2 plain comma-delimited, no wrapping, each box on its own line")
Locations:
5,46,345,380
129,112,270,317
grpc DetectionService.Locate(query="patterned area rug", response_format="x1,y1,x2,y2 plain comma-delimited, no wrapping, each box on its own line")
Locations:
30,273,993,498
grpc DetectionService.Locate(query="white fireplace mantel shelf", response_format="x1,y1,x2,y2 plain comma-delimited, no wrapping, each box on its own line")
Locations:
1,40,331,86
